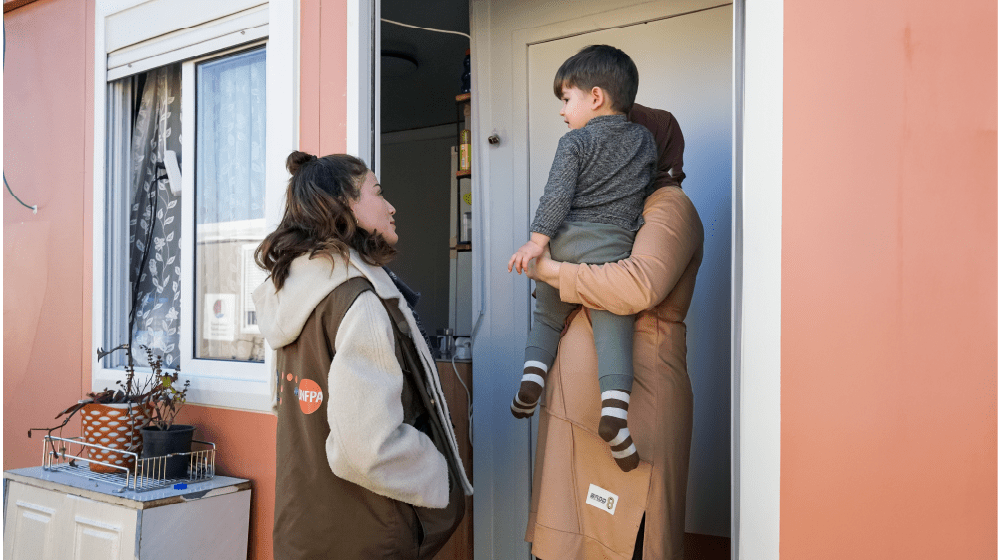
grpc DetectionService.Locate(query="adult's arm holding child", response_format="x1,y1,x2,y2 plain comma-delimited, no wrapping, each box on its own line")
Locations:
532,187,703,317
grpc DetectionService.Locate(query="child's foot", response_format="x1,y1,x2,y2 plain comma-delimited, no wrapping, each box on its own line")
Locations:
510,361,547,419
598,390,639,472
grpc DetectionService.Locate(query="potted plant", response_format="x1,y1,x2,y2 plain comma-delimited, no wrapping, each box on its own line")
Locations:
29,343,161,473
137,345,193,479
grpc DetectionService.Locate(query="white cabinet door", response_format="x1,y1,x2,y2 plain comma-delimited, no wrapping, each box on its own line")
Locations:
65,494,138,560
4,482,62,560
4,482,138,560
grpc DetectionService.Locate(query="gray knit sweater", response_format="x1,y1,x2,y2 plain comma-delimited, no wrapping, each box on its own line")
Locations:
530,114,656,237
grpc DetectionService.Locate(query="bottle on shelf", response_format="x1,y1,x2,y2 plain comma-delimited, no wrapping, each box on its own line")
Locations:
459,129,471,172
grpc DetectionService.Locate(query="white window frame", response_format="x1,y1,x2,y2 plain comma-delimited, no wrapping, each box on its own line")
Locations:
92,0,298,412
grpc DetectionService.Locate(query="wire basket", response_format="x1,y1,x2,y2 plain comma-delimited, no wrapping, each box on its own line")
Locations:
41,434,215,493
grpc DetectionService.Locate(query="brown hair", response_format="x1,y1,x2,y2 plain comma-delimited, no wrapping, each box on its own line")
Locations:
255,151,397,291
552,44,639,113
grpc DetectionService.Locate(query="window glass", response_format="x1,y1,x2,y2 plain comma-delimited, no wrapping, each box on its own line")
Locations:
194,47,267,362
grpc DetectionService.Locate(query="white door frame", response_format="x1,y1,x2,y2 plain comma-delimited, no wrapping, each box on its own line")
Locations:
350,0,782,557
732,1,782,557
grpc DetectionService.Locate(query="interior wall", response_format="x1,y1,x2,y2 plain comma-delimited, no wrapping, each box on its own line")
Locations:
3,0,92,472
781,1,997,558
380,126,455,337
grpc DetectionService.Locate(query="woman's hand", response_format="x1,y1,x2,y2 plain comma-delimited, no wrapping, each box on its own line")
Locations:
525,248,561,289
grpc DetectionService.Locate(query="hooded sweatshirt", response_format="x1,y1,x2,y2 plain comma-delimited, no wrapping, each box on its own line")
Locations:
252,250,473,510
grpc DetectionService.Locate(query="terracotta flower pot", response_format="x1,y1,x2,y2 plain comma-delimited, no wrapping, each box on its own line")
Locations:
80,402,148,473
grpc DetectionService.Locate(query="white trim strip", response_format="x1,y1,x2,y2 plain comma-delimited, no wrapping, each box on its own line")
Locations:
511,402,536,414
601,407,628,419
521,373,545,388
104,0,267,52
611,444,637,459
601,390,630,403
524,360,548,372
107,26,268,81
107,5,268,75
738,0,783,557
514,395,537,408
608,428,631,447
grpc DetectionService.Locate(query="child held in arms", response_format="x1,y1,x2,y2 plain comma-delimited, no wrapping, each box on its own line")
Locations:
507,45,655,472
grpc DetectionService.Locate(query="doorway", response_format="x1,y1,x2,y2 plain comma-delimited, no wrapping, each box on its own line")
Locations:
368,0,737,558
525,6,734,540
377,0,472,340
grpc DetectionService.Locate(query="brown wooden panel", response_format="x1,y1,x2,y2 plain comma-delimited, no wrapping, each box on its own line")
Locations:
433,360,473,560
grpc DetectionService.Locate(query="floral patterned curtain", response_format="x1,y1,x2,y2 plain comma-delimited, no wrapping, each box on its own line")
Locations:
128,64,182,368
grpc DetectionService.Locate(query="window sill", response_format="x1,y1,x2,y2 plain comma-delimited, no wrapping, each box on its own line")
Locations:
92,367,273,413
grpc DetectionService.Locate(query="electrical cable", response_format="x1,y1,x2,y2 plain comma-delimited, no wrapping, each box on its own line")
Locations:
450,354,473,447
3,19,38,213
381,18,471,40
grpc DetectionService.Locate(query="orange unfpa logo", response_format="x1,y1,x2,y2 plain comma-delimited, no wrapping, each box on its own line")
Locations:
297,379,324,414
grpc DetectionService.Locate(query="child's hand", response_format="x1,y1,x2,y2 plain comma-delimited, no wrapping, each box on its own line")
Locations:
508,240,545,274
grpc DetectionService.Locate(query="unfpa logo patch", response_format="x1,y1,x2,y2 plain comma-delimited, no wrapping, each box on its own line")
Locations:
296,379,324,414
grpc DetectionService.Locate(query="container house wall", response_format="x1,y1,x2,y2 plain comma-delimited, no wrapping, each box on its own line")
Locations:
781,1,997,558
4,0,95,476
3,1,349,558
3,0,996,558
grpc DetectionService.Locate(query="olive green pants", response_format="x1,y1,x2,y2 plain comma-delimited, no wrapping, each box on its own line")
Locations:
525,221,636,392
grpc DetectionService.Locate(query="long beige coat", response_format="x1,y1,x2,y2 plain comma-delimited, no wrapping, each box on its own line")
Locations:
525,185,704,560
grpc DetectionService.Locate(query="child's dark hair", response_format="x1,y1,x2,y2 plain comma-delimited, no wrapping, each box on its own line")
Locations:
255,151,397,290
552,45,639,113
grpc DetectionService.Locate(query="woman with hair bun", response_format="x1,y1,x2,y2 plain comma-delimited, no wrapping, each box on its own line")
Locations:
253,152,472,560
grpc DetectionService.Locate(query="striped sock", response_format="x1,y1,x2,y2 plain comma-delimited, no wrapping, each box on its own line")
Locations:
598,390,639,472
510,361,547,419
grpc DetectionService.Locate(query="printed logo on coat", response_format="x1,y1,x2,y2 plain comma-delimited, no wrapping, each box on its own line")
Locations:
585,484,619,515
295,378,324,414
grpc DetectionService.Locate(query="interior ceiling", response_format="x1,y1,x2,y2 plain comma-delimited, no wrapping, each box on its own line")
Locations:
381,0,470,133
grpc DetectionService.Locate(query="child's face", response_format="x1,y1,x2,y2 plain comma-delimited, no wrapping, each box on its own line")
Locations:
559,85,598,129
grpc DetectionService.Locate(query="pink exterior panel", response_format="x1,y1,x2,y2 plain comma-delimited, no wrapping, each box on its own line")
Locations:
3,1,347,558
3,0,91,471
5,0,996,557
782,1,997,558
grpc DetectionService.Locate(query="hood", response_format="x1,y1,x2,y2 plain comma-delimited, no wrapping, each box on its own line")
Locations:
252,251,402,350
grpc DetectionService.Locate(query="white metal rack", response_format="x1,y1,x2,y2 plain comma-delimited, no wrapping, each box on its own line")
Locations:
40,434,215,493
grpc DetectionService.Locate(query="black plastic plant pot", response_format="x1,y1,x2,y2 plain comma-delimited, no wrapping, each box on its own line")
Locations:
140,424,195,479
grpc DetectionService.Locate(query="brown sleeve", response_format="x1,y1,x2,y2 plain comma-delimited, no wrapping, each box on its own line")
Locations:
628,103,686,191
558,189,702,315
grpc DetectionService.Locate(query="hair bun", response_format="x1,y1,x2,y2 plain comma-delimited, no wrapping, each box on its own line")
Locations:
287,151,318,174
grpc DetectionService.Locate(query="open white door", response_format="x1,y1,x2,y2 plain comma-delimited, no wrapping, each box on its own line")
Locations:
527,5,734,538
471,1,738,558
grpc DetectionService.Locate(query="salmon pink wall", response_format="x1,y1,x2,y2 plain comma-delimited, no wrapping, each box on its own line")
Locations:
175,406,277,560
3,1,349,558
300,0,348,155
3,0,92,472
782,1,997,558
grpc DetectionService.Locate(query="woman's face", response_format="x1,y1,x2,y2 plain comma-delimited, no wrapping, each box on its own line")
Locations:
350,171,398,245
